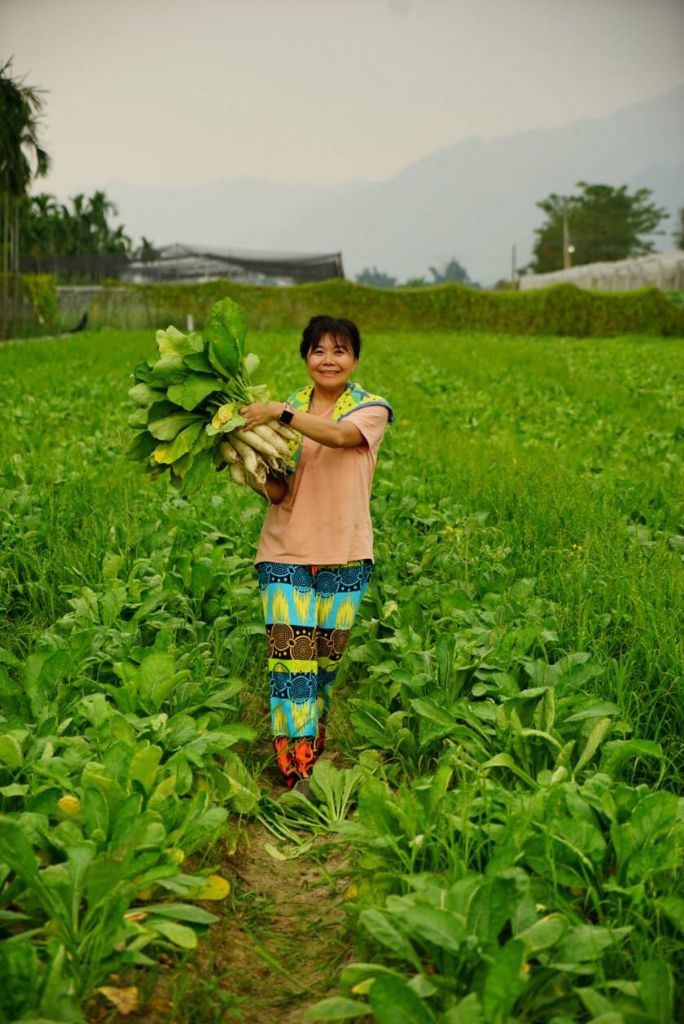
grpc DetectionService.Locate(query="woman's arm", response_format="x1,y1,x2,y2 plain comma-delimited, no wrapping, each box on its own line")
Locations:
240,401,363,449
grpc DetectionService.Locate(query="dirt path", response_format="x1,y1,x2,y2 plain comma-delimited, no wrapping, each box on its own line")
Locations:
95,767,354,1022
206,819,352,1023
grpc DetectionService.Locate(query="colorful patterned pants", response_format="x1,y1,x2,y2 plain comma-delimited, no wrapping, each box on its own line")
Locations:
256,559,373,786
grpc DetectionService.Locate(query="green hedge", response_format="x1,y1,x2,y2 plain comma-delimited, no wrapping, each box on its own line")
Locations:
0,274,58,339
112,278,684,337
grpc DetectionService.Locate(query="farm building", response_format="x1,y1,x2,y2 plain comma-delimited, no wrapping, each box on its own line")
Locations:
520,249,684,292
122,243,344,286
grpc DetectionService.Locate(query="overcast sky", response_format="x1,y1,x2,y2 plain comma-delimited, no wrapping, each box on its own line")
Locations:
4,0,684,198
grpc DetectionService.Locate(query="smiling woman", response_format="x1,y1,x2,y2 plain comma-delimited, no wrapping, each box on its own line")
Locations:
239,315,394,790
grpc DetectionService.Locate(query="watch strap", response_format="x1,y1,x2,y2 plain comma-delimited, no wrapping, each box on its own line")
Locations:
279,403,295,425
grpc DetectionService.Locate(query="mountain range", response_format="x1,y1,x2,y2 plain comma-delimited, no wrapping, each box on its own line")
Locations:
105,83,684,286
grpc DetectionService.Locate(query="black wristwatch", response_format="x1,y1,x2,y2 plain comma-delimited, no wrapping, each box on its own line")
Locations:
279,403,295,425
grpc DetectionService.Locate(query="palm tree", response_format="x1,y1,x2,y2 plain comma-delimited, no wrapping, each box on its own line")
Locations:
23,192,59,271
0,57,50,337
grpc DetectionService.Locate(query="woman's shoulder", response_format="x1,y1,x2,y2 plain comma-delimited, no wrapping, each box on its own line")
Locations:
286,383,314,409
340,382,394,424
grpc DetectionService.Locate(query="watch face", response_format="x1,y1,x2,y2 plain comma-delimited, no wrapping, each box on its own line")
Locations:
280,409,294,424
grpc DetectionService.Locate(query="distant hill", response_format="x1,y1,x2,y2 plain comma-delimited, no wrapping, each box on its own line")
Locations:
104,83,684,286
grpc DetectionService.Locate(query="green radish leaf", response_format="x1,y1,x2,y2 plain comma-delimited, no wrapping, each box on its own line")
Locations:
150,354,187,383
183,349,215,373
0,818,63,921
574,717,612,775
359,909,421,969
181,450,213,495
132,358,155,383
656,895,684,934
368,975,436,1023
410,697,456,731
482,940,527,1024
209,297,247,351
515,913,568,953
630,791,679,846
156,326,203,358
303,997,368,1020
167,375,223,411
554,924,631,965
144,903,218,925
222,751,260,814
0,783,29,797
170,452,193,481
128,406,148,428
244,351,260,376
441,994,484,1024
339,963,400,988
176,806,228,854
82,787,109,841
389,903,465,955
0,733,23,768
435,633,452,689
128,743,163,793
148,413,202,441
600,739,663,775
149,919,198,949
207,334,241,378
148,398,183,421
154,422,205,464
128,381,165,406
639,959,673,1023
480,753,535,787
136,652,178,710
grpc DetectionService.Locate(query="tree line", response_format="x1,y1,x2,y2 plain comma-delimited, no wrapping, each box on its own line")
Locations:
359,184,683,289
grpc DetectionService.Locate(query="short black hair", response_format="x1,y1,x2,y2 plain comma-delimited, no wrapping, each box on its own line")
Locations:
299,316,361,360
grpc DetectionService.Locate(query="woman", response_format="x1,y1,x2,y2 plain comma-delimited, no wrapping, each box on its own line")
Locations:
238,315,393,791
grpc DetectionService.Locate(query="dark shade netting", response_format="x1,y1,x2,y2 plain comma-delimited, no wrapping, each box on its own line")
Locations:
21,244,345,285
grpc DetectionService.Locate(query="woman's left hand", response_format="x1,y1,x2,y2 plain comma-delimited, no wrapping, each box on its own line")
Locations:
239,401,284,429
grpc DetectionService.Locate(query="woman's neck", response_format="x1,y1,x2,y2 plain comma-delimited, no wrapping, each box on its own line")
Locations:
311,381,349,404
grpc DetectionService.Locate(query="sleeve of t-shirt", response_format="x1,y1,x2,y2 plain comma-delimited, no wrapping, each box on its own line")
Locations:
344,405,390,454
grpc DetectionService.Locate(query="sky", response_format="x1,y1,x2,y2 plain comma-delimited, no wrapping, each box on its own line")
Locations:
3,0,684,197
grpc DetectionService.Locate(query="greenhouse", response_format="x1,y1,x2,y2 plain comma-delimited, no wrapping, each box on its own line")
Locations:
520,249,684,291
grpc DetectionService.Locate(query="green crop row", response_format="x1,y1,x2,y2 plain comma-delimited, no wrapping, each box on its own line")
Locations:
0,457,263,1018
1,326,682,1021
296,498,682,1021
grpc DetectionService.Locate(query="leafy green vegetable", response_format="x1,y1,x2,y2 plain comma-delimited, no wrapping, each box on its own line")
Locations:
127,297,273,492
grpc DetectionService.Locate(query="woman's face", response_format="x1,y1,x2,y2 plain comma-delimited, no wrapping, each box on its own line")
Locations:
305,333,357,391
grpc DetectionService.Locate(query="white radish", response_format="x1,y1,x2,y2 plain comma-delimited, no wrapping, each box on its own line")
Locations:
252,424,290,458
229,462,246,485
252,457,268,485
219,439,240,464
233,428,280,461
230,436,259,476
272,421,299,442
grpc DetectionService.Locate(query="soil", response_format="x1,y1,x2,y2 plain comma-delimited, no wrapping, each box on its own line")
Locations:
90,753,356,1024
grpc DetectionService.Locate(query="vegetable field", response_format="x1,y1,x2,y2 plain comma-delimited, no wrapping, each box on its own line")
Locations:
1,327,683,1023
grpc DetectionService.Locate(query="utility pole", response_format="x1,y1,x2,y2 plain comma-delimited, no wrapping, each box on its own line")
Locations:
511,244,517,288
563,214,571,269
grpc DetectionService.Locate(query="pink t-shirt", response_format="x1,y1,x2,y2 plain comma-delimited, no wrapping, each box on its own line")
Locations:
254,405,390,566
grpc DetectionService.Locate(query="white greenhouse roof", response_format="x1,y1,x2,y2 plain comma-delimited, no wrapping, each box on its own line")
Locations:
520,250,684,292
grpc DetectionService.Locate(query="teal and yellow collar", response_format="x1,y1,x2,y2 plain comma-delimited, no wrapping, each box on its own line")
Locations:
285,381,393,470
